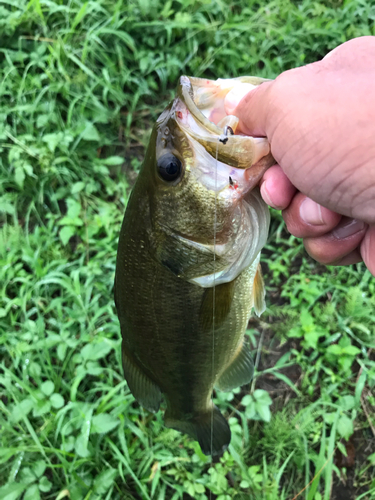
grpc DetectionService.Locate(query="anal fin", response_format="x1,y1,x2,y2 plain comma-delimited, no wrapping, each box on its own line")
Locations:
216,341,254,392
122,343,162,413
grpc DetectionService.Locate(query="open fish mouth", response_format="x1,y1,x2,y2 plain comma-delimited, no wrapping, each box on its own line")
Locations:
181,133,260,199
173,76,275,195
170,76,273,286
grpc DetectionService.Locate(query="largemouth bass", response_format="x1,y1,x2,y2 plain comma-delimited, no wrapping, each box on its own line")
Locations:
115,76,274,455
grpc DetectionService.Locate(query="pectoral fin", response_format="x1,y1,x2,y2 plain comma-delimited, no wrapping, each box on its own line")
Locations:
122,343,162,413
199,280,235,332
216,341,254,392
253,263,266,317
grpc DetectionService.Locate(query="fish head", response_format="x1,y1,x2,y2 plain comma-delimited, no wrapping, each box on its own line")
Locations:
137,76,273,286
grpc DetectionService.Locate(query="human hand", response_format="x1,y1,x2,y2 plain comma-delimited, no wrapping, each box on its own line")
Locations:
224,36,375,276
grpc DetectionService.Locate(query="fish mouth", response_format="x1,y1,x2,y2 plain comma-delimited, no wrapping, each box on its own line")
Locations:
184,134,257,200
174,76,274,195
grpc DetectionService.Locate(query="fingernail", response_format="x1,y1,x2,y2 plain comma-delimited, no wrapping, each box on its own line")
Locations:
333,218,365,239
225,83,257,114
300,198,325,225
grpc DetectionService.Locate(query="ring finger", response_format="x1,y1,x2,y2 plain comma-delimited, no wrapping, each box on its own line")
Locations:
303,217,368,265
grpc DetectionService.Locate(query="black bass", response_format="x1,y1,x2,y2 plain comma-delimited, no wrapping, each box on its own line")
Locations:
115,76,274,455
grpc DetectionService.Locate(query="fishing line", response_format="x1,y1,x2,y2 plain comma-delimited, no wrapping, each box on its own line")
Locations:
211,128,230,463
210,135,219,467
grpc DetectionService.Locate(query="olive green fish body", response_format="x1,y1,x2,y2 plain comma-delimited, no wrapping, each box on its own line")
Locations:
115,76,273,455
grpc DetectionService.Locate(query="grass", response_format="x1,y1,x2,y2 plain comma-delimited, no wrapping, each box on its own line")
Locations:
1,0,375,499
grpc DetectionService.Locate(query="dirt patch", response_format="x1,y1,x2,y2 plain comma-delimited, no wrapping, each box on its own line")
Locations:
332,430,375,500
248,317,302,399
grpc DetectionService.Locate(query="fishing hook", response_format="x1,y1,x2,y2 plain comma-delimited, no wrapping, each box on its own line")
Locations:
219,125,234,144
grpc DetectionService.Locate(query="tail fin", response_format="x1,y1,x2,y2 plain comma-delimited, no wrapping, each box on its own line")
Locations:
165,405,231,456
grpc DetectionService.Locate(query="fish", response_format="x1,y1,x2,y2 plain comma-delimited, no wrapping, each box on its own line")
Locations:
115,75,275,455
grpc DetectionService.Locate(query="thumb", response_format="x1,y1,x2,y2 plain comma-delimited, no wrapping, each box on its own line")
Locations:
224,80,273,136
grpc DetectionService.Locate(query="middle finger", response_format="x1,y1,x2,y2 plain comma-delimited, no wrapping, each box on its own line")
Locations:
283,193,342,238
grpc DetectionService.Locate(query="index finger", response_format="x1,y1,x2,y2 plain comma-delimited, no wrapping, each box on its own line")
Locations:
224,81,273,136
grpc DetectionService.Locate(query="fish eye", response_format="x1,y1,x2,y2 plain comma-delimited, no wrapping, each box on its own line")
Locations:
157,153,182,182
